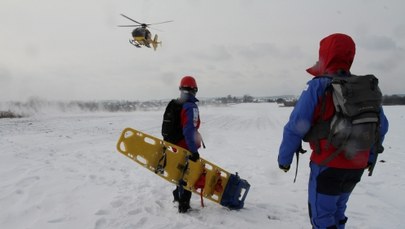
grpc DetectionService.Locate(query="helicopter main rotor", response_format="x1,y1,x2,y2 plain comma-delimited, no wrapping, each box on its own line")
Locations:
118,14,173,28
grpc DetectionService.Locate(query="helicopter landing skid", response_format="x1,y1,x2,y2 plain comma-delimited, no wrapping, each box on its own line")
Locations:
129,39,141,48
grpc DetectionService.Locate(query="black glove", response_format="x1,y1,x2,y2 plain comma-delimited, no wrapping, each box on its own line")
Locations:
279,164,290,173
189,152,200,162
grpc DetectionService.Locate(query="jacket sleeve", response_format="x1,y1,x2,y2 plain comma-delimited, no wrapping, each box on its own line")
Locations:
278,78,330,166
181,102,199,153
379,107,389,142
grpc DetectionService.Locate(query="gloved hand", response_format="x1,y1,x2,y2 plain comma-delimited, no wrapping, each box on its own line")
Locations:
279,164,290,173
189,152,200,162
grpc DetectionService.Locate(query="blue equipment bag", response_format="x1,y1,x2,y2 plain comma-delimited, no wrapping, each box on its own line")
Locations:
220,173,250,209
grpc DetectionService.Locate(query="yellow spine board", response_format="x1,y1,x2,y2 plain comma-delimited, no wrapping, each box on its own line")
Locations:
116,128,230,204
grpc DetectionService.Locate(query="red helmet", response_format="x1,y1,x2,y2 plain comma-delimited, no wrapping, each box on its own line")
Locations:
179,76,198,90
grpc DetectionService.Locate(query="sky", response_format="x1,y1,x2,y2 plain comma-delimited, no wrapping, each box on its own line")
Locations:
0,0,404,102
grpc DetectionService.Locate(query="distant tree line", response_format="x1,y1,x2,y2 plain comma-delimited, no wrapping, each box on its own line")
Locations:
214,94,256,104
0,111,23,118
275,94,405,107
1,94,404,118
382,94,405,105
0,99,168,118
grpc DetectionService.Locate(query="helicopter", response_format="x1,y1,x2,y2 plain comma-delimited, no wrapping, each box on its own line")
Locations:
118,14,173,51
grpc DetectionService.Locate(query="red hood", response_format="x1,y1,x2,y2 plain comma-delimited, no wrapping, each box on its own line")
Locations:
306,33,356,77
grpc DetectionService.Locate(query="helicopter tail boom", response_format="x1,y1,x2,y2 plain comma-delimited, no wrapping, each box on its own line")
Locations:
151,34,161,51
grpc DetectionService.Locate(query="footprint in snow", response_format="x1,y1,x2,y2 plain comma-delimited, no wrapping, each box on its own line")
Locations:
128,209,142,215
94,217,107,229
94,209,109,215
16,176,40,188
48,217,66,223
110,200,124,208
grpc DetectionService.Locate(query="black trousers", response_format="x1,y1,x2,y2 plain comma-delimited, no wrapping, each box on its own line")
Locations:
173,186,192,204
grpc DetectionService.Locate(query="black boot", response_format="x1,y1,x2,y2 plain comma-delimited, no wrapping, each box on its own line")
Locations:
178,189,192,213
172,188,179,202
178,201,191,213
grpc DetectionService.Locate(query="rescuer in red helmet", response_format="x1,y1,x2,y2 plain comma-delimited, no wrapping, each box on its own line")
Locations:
161,76,202,213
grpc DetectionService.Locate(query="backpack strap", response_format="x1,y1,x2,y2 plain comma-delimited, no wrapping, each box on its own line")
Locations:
303,77,333,154
293,144,307,183
368,114,384,176
194,169,207,207
319,129,352,166
315,89,331,154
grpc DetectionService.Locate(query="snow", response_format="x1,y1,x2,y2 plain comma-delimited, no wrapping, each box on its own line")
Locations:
0,103,404,229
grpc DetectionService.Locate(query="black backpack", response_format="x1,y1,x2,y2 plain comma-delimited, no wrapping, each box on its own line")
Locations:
304,74,383,164
162,99,184,144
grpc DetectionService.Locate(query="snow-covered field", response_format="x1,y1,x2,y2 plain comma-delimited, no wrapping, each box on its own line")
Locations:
0,103,403,229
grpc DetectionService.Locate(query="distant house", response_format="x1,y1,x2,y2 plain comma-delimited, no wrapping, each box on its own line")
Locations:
275,98,297,107
282,100,297,107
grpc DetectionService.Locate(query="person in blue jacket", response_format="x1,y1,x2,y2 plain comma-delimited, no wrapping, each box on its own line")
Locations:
166,76,202,213
278,33,389,228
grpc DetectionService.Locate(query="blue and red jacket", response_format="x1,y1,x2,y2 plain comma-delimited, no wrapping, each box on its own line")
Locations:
278,33,389,169
176,94,201,153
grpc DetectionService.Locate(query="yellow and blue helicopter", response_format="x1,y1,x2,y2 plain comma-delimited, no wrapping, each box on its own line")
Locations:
118,14,173,51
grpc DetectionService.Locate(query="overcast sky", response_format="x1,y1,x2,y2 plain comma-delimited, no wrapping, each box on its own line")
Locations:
1,0,404,101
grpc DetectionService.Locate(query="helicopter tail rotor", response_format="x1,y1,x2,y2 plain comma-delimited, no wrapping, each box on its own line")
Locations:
151,34,161,51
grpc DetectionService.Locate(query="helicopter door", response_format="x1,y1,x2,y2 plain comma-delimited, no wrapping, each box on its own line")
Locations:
132,28,146,38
